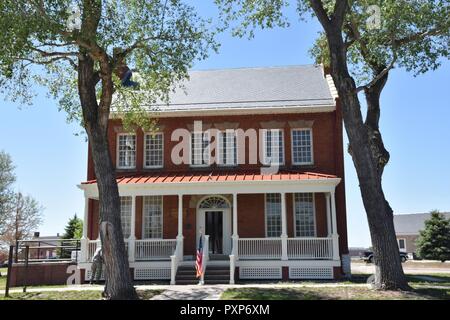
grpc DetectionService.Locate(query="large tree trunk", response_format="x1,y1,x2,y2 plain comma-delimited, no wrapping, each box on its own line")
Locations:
325,25,410,290
78,54,138,300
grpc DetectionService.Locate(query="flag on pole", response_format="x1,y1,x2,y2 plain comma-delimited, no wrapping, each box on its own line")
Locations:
195,235,203,278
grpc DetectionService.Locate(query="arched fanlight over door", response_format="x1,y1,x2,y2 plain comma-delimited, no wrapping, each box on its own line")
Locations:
198,196,230,209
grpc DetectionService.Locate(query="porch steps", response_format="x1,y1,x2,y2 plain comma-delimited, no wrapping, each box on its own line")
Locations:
175,265,230,285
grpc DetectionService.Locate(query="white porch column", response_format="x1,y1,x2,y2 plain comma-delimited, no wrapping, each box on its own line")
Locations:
128,195,136,262
330,191,340,260
280,193,288,260
80,197,89,262
232,193,239,259
325,193,332,236
177,194,184,259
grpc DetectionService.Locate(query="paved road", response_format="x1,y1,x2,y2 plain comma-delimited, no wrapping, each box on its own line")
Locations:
351,261,450,274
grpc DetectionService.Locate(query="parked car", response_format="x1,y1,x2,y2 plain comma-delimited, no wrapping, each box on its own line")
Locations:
360,251,408,263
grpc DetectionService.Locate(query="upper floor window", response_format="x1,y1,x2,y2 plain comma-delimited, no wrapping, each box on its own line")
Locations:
191,131,210,167
265,193,281,237
293,193,315,237
120,196,132,238
218,130,237,166
117,134,136,169
291,129,313,165
263,129,284,165
144,133,164,168
143,196,163,239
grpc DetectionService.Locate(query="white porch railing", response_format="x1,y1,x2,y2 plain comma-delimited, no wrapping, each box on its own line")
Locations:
287,237,333,259
87,240,101,262
237,237,334,260
135,239,177,261
85,239,130,262
238,238,282,260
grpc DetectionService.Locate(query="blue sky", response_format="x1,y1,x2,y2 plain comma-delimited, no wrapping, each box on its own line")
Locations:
0,3,449,247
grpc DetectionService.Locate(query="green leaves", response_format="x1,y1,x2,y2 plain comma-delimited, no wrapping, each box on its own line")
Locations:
416,211,450,262
0,0,217,128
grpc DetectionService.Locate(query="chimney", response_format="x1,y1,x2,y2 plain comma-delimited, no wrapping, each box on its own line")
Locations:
33,232,40,238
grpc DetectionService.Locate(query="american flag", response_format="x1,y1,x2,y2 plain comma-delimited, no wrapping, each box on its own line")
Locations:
195,235,203,278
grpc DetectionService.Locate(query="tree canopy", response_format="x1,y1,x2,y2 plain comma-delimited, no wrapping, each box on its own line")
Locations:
0,0,217,129
63,213,83,239
416,211,450,262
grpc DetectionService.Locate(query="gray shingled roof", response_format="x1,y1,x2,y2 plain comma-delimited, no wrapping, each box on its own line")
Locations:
153,65,335,111
394,212,450,235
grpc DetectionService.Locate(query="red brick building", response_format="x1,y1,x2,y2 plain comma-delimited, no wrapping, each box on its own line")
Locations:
78,65,350,283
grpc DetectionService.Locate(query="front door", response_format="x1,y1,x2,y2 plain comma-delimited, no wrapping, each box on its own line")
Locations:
205,211,223,254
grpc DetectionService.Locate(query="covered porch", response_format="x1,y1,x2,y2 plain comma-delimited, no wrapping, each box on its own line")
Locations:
78,171,342,283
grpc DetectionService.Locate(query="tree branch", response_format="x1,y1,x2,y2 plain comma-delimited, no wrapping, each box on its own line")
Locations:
356,52,397,93
393,26,449,46
309,0,332,31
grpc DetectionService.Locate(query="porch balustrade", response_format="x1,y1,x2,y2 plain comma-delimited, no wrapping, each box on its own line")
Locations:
135,239,177,261
84,239,176,262
237,237,334,260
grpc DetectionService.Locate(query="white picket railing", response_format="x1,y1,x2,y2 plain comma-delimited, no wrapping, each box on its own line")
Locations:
287,238,333,259
135,239,177,261
237,237,334,260
85,239,130,262
87,240,101,262
238,238,282,259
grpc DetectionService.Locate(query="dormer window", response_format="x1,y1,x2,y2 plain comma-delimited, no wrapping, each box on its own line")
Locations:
117,133,136,169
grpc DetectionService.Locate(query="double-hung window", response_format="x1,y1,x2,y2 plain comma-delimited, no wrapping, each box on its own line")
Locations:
265,193,282,237
120,196,132,238
117,134,136,169
142,196,163,239
144,133,164,168
293,193,315,237
263,129,284,165
218,130,237,166
191,131,210,166
291,129,313,165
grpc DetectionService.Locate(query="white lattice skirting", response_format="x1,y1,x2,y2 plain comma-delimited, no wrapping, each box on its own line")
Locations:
239,267,282,279
85,269,105,281
134,268,171,280
289,267,334,279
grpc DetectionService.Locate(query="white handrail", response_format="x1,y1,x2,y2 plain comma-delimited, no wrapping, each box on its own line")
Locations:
200,235,209,285
229,254,235,284
238,238,282,260
170,237,184,285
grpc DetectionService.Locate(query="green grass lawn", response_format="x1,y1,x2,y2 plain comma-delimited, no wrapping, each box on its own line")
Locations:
221,286,450,300
1,289,163,300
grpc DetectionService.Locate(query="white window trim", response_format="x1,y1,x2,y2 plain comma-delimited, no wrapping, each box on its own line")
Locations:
143,132,164,169
262,129,285,166
116,133,136,169
142,195,164,239
190,131,210,168
397,238,406,251
264,193,282,238
218,130,238,167
292,193,317,238
290,128,314,166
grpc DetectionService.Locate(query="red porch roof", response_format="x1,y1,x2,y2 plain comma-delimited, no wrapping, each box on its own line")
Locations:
82,170,338,185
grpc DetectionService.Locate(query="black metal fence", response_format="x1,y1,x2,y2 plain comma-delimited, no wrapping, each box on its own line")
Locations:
4,239,81,297
14,239,81,263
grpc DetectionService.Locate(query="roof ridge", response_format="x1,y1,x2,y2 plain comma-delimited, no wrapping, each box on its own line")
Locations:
189,64,320,73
